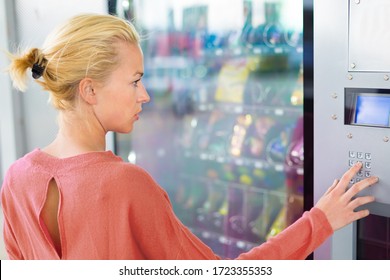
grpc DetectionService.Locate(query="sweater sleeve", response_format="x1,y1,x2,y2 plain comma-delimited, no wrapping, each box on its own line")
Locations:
127,167,221,260
2,213,24,260
236,207,333,260
1,173,24,260
127,166,332,260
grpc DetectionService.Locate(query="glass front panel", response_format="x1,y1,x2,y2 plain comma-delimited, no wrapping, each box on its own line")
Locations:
115,0,304,258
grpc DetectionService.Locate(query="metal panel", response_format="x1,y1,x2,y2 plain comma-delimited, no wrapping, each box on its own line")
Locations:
349,0,390,72
314,0,390,259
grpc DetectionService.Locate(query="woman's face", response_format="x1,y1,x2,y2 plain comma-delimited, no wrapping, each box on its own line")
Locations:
92,41,150,134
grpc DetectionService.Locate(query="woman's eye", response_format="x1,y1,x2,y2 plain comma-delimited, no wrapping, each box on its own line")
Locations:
132,79,141,87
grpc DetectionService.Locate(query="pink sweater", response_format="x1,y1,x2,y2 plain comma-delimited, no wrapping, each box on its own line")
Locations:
1,149,332,259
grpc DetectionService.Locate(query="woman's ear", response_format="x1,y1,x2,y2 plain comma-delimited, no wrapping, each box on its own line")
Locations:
79,78,97,105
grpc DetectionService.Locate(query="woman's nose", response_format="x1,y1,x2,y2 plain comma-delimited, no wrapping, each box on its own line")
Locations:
138,84,150,103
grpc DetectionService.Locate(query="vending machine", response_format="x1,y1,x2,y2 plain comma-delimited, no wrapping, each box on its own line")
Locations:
314,0,390,259
114,0,306,258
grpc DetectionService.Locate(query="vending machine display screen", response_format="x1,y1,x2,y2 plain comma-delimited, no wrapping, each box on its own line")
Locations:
354,95,390,127
345,88,390,128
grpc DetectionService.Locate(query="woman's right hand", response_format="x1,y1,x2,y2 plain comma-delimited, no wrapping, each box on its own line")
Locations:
314,162,378,232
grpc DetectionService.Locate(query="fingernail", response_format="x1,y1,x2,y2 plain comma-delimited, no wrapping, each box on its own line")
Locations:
356,162,362,167
369,177,379,186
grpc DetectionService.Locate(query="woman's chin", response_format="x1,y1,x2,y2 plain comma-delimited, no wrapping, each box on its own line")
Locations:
113,124,134,134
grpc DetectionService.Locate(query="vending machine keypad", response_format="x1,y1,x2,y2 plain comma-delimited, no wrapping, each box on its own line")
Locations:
348,151,372,184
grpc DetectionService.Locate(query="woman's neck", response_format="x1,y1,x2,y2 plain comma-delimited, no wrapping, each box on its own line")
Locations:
43,110,106,158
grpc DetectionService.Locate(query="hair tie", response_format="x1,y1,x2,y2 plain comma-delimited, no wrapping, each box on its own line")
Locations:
31,63,45,79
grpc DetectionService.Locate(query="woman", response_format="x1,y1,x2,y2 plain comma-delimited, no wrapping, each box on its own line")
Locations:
1,13,377,260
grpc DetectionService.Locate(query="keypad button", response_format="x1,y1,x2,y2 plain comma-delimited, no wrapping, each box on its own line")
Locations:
348,151,372,184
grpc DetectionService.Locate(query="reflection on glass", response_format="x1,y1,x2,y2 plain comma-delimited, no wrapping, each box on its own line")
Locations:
115,0,304,258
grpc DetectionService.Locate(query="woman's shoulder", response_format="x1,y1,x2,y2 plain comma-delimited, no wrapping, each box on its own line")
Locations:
1,149,43,194
4,149,38,174
110,162,161,189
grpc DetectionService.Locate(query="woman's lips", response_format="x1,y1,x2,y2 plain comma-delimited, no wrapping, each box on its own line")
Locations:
134,110,142,120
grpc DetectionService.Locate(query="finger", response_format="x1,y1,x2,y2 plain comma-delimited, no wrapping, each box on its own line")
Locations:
336,162,363,192
345,176,378,200
348,195,375,210
325,179,339,195
351,209,370,222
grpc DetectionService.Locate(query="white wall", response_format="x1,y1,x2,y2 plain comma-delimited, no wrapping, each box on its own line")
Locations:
0,0,20,179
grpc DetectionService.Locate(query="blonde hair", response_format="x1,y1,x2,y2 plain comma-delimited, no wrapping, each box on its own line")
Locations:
8,13,140,110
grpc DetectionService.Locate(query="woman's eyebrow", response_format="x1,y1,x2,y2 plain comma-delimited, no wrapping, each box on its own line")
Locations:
133,71,144,77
